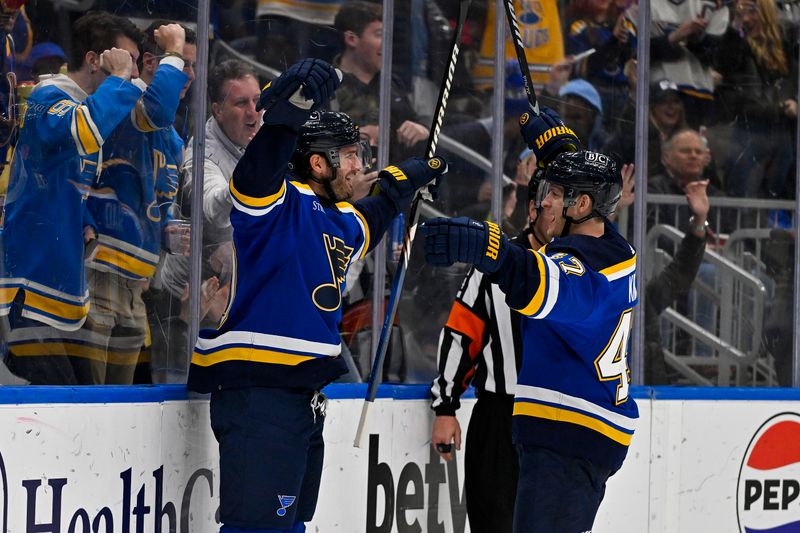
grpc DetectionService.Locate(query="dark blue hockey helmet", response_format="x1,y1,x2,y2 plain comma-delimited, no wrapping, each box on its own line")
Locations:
537,150,622,219
290,111,371,174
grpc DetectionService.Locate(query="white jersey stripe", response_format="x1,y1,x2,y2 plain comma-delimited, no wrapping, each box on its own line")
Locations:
196,329,340,356
533,254,561,319
515,384,638,431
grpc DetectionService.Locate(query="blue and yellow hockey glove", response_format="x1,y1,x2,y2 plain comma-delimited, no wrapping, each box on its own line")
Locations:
519,106,581,168
378,156,448,209
422,217,509,274
258,58,342,129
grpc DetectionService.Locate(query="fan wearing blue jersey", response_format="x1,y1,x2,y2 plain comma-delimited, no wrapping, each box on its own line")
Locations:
423,109,638,532
79,22,191,385
187,58,447,533
1,12,144,385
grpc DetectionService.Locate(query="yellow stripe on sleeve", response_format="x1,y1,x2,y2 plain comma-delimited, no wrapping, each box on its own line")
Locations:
230,179,287,208
517,251,548,316
513,402,633,446
599,256,636,278
191,346,315,367
346,203,371,258
132,100,159,132
75,106,101,154
0,287,19,305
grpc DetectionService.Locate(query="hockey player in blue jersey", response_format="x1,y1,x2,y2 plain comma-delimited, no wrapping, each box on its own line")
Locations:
187,58,447,532
423,108,638,533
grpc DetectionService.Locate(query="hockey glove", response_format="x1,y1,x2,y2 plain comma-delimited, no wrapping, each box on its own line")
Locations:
378,156,448,210
519,106,581,168
422,217,509,274
258,58,342,129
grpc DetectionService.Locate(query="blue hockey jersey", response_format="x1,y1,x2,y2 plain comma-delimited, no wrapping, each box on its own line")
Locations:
495,221,639,471
86,59,187,280
188,123,400,392
0,74,142,330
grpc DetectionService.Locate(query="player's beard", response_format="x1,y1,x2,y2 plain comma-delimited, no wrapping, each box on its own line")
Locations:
328,167,354,203
314,167,353,205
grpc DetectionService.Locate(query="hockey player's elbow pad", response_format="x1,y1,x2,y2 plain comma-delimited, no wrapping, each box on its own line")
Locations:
377,156,448,209
421,217,509,274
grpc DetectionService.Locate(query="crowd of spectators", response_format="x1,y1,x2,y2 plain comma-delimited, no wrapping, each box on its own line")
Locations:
0,0,796,387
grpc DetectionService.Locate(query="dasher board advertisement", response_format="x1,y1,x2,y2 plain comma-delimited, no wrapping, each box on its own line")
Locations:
0,386,797,532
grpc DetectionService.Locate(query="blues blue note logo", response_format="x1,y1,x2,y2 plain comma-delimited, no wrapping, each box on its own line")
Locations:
312,233,354,312
277,494,296,517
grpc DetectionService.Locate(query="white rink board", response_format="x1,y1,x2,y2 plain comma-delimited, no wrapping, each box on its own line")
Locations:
0,387,798,533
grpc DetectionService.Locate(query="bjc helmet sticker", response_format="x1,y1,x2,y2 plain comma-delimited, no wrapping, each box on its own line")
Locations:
737,412,800,533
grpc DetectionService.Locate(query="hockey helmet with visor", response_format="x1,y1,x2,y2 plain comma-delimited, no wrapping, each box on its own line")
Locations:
291,111,372,174
535,150,622,226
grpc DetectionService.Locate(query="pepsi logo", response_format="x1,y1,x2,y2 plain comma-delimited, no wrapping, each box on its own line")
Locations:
737,413,800,533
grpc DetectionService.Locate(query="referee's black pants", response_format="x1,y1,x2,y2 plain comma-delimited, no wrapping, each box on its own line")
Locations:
465,390,518,533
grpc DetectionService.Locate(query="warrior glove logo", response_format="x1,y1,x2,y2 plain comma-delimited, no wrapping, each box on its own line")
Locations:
276,494,296,517
520,112,530,125
428,158,441,170
737,412,800,533
485,221,501,260
534,126,578,150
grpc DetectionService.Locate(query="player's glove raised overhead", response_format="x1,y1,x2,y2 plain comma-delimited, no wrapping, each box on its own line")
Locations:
258,58,342,129
422,217,509,274
519,106,581,168
378,156,448,210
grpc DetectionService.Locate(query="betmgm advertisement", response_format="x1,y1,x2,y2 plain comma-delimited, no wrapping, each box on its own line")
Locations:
0,393,798,532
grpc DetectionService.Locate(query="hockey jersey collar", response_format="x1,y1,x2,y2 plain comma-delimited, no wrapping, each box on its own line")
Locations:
35,73,88,102
543,220,635,273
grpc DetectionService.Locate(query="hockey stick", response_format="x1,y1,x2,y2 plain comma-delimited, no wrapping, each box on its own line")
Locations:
501,0,540,116
354,0,472,448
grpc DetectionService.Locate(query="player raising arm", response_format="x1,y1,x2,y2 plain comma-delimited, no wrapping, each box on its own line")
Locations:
422,107,638,533
187,58,446,533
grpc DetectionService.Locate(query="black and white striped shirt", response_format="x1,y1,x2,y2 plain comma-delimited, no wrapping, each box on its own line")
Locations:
431,233,531,415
